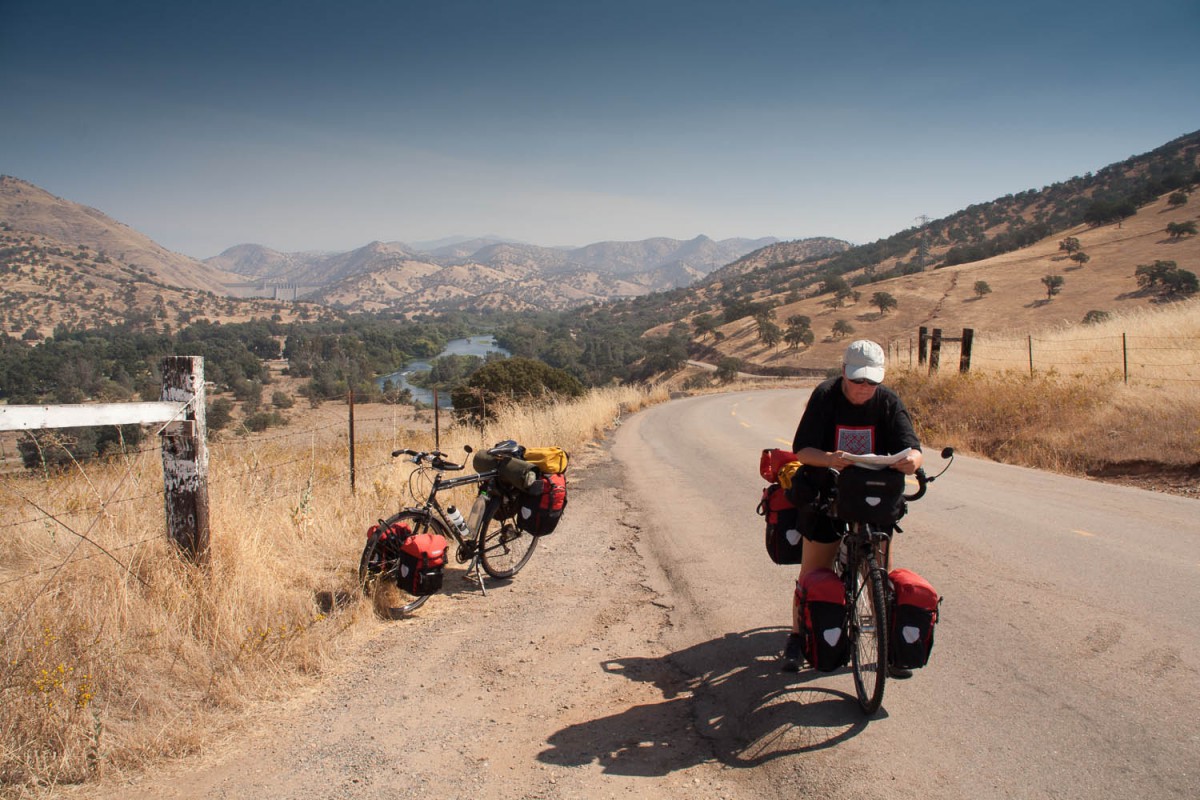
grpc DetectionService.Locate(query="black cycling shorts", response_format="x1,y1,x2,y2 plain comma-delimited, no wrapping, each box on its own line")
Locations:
796,506,844,544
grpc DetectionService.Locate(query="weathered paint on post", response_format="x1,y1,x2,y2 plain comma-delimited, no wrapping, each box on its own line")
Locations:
159,356,210,562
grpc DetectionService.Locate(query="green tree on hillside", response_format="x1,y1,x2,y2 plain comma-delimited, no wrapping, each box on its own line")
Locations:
757,318,783,349
1136,260,1199,299
1058,236,1081,255
973,280,992,299
871,291,898,316
1082,310,1111,325
832,319,855,339
1068,251,1091,269
784,324,815,351
692,313,718,340
715,357,742,384
1042,275,1065,300
1167,190,1189,208
1166,221,1197,240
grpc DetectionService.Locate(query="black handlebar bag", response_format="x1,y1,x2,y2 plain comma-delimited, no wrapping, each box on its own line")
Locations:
835,467,907,528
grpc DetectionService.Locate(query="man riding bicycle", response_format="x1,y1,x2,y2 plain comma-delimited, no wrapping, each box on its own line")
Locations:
782,339,923,676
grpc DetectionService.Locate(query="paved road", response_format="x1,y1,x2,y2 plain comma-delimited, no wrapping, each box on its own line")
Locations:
612,387,1200,799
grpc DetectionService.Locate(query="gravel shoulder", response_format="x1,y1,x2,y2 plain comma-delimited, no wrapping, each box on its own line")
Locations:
78,438,764,800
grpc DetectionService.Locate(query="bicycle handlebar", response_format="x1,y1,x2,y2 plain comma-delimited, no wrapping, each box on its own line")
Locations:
390,448,464,472
904,469,929,502
902,447,954,502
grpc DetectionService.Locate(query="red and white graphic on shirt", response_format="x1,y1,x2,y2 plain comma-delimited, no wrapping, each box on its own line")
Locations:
835,425,876,455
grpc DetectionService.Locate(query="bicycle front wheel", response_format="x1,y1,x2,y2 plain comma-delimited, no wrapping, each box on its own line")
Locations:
358,511,442,616
849,561,889,714
477,503,538,579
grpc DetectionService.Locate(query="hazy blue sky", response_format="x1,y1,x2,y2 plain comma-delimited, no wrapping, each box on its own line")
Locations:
2,0,1198,259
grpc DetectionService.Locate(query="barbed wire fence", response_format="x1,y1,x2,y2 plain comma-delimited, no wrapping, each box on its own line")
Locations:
887,327,1200,384
0,374,498,611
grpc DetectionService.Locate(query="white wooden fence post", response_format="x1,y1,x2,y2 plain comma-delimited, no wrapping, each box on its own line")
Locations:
159,356,210,562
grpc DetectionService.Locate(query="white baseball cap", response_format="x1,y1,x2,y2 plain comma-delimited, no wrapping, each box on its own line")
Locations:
843,340,885,383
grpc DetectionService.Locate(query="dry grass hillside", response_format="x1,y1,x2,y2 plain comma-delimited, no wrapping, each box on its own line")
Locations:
0,177,238,293
696,193,1199,371
0,229,333,340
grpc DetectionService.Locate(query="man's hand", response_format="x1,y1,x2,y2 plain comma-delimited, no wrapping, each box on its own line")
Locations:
891,449,924,475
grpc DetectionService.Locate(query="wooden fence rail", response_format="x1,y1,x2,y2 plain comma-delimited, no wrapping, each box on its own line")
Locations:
0,356,211,562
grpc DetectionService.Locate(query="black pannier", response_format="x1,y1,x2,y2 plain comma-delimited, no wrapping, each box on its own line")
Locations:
835,466,906,528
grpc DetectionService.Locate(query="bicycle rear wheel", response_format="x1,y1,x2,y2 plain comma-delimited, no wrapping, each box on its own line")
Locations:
849,560,889,714
358,511,440,616
477,502,538,579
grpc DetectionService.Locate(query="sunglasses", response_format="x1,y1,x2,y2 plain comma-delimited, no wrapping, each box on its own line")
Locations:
847,377,880,386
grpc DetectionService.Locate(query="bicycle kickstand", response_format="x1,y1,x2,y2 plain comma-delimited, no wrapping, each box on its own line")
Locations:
464,554,487,596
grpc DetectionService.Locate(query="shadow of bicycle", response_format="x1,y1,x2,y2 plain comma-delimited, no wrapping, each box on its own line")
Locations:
537,626,875,776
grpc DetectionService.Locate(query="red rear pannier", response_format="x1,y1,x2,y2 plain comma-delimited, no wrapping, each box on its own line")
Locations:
760,448,798,483
888,568,940,669
757,483,803,565
398,532,447,596
518,473,567,536
795,568,849,672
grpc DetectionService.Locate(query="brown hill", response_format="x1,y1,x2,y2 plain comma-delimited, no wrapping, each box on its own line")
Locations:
707,236,853,280
0,176,240,293
0,228,332,339
687,192,1200,371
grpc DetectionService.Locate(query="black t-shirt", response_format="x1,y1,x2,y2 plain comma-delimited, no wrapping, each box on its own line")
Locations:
791,377,921,458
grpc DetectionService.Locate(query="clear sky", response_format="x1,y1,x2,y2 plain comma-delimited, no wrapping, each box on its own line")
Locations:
2,0,1198,259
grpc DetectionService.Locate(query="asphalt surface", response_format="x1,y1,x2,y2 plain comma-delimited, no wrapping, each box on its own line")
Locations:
612,387,1200,799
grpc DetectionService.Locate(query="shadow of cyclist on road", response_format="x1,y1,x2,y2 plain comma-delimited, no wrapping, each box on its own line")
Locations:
537,626,874,776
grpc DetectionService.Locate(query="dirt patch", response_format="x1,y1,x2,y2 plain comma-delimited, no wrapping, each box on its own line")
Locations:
73,441,763,800
1087,460,1200,498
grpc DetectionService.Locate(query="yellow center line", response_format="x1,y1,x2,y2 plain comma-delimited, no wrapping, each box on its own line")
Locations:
1073,529,1096,538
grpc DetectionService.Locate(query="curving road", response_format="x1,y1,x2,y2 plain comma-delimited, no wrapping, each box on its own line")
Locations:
612,388,1200,799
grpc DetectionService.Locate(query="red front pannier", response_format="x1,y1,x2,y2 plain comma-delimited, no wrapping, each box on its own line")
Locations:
795,568,849,672
518,473,567,536
398,532,447,596
889,568,940,669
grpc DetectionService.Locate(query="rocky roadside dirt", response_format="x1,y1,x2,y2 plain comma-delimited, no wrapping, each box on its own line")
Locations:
77,440,779,800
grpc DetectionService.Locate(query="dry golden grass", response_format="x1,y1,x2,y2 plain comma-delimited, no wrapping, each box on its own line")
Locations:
0,383,664,796
890,298,1200,475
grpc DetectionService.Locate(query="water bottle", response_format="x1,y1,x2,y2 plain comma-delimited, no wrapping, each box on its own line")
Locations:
466,494,488,536
446,505,469,537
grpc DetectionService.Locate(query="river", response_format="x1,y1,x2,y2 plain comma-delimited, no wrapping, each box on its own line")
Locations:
375,335,510,407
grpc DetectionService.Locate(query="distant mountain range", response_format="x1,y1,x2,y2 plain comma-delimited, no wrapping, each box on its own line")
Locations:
204,234,805,312
2,174,845,319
